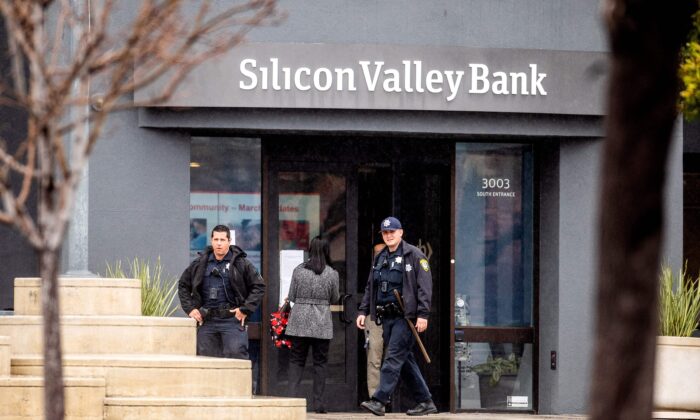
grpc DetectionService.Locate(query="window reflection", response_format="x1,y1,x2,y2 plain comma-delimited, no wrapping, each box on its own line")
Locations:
454,144,533,327
189,137,262,269
189,136,262,393
455,342,533,410
277,171,347,385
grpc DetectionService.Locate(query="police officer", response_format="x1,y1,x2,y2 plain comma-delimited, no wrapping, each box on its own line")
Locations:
178,224,265,359
356,217,438,416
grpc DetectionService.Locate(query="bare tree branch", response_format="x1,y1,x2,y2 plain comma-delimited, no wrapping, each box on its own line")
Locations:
0,2,282,418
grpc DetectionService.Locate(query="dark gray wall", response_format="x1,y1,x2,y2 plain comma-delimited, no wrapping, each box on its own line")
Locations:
538,142,560,413
557,139,601,414
0,19,37,310
87,103,190,295
248,0,607,51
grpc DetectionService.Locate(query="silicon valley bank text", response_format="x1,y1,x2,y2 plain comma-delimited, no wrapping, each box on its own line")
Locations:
239,58,548,102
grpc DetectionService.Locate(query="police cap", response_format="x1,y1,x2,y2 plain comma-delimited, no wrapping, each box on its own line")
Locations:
380,217,402,231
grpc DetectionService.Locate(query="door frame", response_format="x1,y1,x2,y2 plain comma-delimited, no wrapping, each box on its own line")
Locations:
448,142,539,413
261,155,359,409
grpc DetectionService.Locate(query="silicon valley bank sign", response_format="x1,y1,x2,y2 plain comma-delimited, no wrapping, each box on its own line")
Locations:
138,43,607,115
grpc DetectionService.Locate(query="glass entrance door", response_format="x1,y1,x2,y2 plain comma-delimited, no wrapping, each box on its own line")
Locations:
453,143,535,412
265,162,359,411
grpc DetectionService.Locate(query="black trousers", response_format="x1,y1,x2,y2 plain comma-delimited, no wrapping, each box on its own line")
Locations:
288,336,330,411
196,317,249,359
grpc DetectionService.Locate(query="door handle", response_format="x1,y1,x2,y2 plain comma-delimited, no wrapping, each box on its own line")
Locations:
339,294,352,324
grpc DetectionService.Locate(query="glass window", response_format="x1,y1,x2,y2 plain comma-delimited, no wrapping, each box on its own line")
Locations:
189,137,262,269
454,144,534,328
455,342,533,410
189,136,262,393
454,143,534,412
276,171,348,385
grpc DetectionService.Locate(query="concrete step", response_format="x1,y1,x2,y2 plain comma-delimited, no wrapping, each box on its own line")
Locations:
12,354,251,398
0,336,9,377
14,278,141,316
0,315,195,355
0,376,105,420
103,396,306,420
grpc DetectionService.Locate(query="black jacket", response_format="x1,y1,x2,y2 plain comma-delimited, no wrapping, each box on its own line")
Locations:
359,240,432,320
178,245,265,316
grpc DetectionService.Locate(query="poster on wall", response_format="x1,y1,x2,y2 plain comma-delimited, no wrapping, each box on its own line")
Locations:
279,250,305,306
190,192,262,269
189,192,320,272
278,193,321,251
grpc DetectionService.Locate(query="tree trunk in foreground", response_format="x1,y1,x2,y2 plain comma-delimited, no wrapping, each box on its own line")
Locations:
590,1,695,419
40,249,64,420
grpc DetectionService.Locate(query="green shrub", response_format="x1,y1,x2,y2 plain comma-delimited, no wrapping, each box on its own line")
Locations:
471,353,520,386
105,257,178,317
659,263,700,337
680,8,700,120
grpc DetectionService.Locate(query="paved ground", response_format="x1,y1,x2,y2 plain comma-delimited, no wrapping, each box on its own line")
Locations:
307,413,587,420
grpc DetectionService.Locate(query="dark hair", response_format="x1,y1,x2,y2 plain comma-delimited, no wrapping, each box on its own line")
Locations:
211,225,231,240
305,236,331,275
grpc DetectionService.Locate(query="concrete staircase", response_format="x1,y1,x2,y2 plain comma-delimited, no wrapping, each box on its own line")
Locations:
0,277,305,419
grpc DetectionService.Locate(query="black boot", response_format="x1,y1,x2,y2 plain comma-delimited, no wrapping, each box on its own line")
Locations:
406,400,438,416
360,399,386,416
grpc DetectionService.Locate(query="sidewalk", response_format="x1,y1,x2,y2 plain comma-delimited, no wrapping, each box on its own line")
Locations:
307,413,586,420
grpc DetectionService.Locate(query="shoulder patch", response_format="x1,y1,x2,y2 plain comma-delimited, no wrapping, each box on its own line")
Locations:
419,258,430,272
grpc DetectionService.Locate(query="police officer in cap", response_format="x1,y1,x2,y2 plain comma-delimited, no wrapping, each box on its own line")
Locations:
356,217,438,416
178,224,265,359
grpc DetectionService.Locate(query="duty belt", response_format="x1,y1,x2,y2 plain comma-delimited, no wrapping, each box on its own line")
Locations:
375,302,403,325
201,304,236,320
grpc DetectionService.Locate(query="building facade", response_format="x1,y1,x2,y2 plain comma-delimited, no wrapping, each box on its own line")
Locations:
0,0,684,414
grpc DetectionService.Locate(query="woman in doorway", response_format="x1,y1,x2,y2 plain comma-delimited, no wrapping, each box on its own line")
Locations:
286,236,340,413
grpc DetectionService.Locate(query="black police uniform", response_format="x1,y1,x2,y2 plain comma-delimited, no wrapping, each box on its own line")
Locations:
178,245,265,360
359,239,433,411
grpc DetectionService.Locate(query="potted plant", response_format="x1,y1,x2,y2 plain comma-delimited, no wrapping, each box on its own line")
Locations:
654,263,700,417
471,352,520,409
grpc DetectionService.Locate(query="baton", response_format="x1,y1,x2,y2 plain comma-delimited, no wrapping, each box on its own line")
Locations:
393,289,431,364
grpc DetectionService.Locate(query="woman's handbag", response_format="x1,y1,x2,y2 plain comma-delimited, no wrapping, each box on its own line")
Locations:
270,300,292,349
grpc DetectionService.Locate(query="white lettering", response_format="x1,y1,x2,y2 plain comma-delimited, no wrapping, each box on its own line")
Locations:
260,66,268,90
314,68,333,91
425,70,443,93
336,68,356,91
360,61,384,92
469,64,489,94
282,67,291,90
510,72,528,95
444,70,463,101
239,57,550,101
294,67,311,91
415,60,424,93
271,57,281,90
492,71,509,95
239,59,257,90
383,68,402,92
530,64,547,95
403,60,414,93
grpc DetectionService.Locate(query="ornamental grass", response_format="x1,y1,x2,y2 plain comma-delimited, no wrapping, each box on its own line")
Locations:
659,263,700,337
105,257,178,317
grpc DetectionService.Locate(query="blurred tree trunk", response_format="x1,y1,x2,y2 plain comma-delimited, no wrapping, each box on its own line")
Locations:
40,248,63,418
591,1,696,419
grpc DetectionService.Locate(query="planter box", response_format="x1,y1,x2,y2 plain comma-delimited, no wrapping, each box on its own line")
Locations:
654,336,700,413
478,374,517,409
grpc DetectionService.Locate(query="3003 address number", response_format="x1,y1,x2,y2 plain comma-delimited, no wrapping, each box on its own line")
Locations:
481,178,510,189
